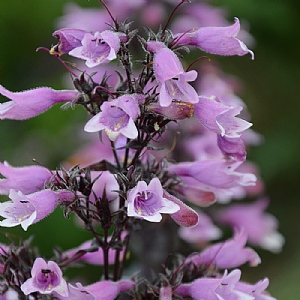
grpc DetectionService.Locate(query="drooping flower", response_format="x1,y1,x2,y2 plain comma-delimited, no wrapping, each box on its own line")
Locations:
0,161,53,195
21,257,69,297
147,41,199,107
189,228,261,269
127,178,180,222
194,95,252,138
176,17,254,59
218,198,284,253
0,85,78,120
84,94,140,141
69,30,120,67
0,189,75,231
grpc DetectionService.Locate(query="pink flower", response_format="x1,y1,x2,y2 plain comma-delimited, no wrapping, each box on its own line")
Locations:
218,198,284,253
189,228,261,269
169,159,256,190
217,135,247,161
66,280,135,300
0,189,75,231
0,85,78,120
0,161,52,195
175,269,253,300
147,42,198,107
51,28,87,55
21,257,68,297
84,94,140,141
236,278,276,300
127,178,180,222
176,18,254,59
194,95,252,138
69,30,120,67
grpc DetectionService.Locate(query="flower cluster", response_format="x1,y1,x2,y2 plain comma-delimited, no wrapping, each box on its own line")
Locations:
0,1,283,299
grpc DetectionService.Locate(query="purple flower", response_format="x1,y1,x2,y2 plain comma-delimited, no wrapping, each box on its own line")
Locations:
0,189,75,231
21,257,68,297
0,161,53,195
69,30,120,67
66,280,135,300
217,135,247,161
189,228,261,269
169,159,256,190
0,85,78,120
51,28,87,55
147,42,199,107
127,178,180,222
218,198,284,253
84,94,140,141
194,95,252,138
236,278,276,300
176,17,254,59
175,269,251,300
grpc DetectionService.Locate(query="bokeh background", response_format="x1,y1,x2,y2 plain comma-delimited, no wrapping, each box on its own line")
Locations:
0,0,299,297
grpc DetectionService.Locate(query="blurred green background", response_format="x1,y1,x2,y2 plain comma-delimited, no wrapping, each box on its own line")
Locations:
0,0,299,297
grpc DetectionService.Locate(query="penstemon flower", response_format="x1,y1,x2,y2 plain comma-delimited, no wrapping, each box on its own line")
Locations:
69,30,121,67
0,1,281,299
84,94,140,141
175,17,254,59
147,42,199,107
0,85,78,120
0,189,75,231
21,258,69,297
127,178,180,222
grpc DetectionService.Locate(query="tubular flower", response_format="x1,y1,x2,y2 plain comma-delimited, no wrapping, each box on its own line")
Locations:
189,228,261,269
127,178,180,222
0,161,53,195
194,95,252,138
0,85,78,120
66,280,135,300
169,159,256,190
0,189,75,231
176,17,254,59
175,269,254,300
21,257,68,297
218,198,284,253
